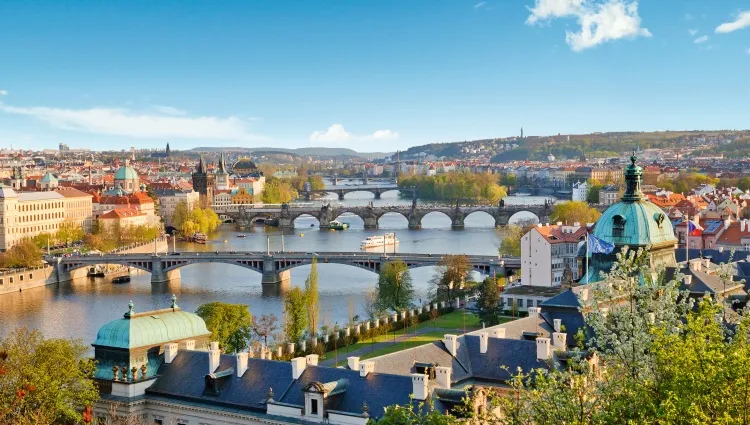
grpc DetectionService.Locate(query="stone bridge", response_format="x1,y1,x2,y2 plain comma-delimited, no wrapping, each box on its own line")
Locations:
302,184,411,201
48,251,518,285
213,200,555,230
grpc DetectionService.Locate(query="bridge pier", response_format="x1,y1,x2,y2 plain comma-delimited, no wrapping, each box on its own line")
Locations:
374,189,381,200
408,215,422,230
278,217,295,229
262,269,291,285
337,190,345,200
363,216,378,229
151,269,181,284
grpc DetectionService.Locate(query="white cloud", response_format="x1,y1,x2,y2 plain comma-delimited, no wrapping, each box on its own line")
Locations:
688,29,698,36
526,0,651,52
474,2,487,9
694,35,709,44
152,105,187,116
716,11,750,33
0,90,7,96
0,103,267,141
309,124,399,146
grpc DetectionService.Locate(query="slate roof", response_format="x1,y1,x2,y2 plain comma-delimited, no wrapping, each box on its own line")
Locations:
369,339,472,382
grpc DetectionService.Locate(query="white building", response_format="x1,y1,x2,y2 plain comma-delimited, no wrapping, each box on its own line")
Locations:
154,188,200,226
521,222,586,287
571,181,588,202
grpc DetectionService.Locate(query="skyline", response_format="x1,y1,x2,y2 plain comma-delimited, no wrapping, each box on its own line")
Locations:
1,0,749,152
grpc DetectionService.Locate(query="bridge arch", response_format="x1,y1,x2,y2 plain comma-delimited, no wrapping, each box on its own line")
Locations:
292,213,320,228
341,190,377,200
332,212,363,227
508,210,541,226
419,211,452,228
377,211,409,228
463,210,497,228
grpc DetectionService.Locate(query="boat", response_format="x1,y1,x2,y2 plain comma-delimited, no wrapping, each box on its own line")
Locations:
193,233,207,244
87,266,105,277
112,275,131,284
360,233,399,249
328,220,349,230
237,234,247,238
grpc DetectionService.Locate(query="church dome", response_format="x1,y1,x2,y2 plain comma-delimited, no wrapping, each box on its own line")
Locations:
40,171,58,183
233,157,257,171
114,165,138,181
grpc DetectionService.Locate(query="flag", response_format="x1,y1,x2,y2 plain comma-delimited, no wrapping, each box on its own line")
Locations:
588,233,615,254
687,220,703,236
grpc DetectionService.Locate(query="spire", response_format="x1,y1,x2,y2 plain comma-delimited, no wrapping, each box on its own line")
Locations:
196,153,206,174
217,151,227,173
621,151,643,202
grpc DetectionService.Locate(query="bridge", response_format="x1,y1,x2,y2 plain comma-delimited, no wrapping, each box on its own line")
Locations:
302,184,413,201
213,200,556,230
319,173,396,186
48,251,518,285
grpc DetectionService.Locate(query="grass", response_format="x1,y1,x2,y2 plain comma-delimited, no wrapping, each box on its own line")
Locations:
359,331,448,360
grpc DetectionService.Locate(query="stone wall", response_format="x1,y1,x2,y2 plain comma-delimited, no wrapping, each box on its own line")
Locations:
0,266,55,295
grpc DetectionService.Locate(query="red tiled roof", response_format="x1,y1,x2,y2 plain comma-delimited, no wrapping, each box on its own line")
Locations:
100,208,145,219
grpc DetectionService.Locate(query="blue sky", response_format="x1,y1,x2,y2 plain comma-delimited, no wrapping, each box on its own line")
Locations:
0,0,749,152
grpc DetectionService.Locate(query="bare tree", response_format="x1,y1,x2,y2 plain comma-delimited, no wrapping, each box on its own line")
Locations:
252,314,279,348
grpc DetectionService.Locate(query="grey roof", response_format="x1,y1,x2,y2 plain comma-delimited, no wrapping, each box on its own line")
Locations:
540,288,583,309
369,339,472,382
540,311,587,347
676,249,742,264
17,191,64,201
467,315,552,340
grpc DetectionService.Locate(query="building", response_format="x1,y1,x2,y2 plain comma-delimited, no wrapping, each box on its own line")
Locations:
571,181,587,202
231,187,254,204
582,154,678,283
191,154,215,206
234,177,265,197
0,185,93,251
215,152,230,191
38,171,59,191
272,170,298,179
154,188,200,226
232,157,259,176
112,161,140,194
521,222,586,287
93,299,473,425
598,185,620,206
99,208,150,230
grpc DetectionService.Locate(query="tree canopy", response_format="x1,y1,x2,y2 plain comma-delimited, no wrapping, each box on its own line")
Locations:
284,287,308,342
305,257,320,335
472,277,504,326
0,240,43,268
398,172,506,203
376,260,415,311
431,255,470,302
261,177,298,204
550,201,602,225
196,302,253,353
171,203,222,235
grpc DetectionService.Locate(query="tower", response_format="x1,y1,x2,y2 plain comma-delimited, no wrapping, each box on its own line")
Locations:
520,127,524,140
214,152,230,191
192,153,215,207
166,143,171,157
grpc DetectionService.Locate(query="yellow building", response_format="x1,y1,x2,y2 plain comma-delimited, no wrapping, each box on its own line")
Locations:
231,187,254,204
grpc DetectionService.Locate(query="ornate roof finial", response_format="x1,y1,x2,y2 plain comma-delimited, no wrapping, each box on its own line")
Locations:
267,387,275,401
128,300,134,315
171,294,178,309
362,401,369,416
630,150,637,166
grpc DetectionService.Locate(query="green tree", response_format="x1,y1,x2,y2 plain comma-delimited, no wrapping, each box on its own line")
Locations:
252,313,279,348
499,225,525,257
196,302,253,353
55,220,84,246
550,201,602,225
431,254,470,302
0,327,99,424
372,400,456,424
305,257,320,335
171,200,190,229
284,287,308,343
376,260,415,311
586,179,602,204
472,277,504,326
0,240,43,268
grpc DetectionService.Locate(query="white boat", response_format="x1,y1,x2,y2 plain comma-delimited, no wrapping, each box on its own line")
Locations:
360,233,399,249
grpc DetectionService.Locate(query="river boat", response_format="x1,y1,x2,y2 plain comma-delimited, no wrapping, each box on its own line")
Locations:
328,220,349,230
360,233,399,249
112,275,131,284
192,233,207,244
87,266,105,277
236,234,247,238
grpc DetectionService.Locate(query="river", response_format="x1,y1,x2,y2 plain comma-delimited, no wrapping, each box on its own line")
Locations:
0,189,552,345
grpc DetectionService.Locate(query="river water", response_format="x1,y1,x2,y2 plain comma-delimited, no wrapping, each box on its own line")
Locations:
0,188,552,345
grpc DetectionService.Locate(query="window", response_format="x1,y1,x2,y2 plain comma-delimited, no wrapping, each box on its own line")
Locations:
518,299,524,308
311,398,319,415
613,215,626,238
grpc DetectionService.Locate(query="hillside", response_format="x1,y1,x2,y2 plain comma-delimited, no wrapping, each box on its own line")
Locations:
190,146,391,160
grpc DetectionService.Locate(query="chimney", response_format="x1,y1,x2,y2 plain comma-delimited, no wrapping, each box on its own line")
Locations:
179,340,195,351
164,343,178,364
553,319,562,333
411,374,429,401
479,332,488,354
703,258,711,270
347,356,360,371
718,246,724,253
305,354,319,366
724,219,730,230
359,360,375,377
683,275,692,286
536,337,552,360
435,366,451,389
236,352,248,377
291,357,306,380
208,342,221,374
527,307,541,318
690,259,702,272
443,334,458,357
490,328,506,339
556,221,563,227
552,332,567,351
742,221,747,232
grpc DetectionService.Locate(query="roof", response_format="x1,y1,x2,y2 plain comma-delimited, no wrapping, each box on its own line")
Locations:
233,158,257,170
55,187,93,198
532,224,586,245
100,208,145,219
0,185,18,199
593,200,677,248
40,171,58,183
93,303,210,349
17,191,64,202
114,165,139,180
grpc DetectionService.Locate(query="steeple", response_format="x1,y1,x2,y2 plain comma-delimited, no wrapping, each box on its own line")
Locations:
217,151,227,173
621,151,644,202
196,153,206,174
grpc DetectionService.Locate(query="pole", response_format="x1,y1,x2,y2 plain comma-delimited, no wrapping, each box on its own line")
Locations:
267,236,270,255
282,234,285,253
585,231,589,284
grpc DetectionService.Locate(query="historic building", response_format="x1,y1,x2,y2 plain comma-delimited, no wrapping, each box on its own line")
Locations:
191,154,215,206
232,157,259,177
111,161,140,194
521,222,587,287
214,152,231,191
583,154,678,282
153,187,200,226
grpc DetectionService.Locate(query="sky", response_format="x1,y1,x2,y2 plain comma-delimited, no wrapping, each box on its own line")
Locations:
0,0,749,152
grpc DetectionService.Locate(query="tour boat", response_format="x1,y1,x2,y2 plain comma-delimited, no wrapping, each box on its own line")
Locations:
112,275,131,284
193,233,207,244
236,234,247,238
328,220,349,230
360,233,399,249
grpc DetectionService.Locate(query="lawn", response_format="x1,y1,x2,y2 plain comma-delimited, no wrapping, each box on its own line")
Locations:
359,331,448,360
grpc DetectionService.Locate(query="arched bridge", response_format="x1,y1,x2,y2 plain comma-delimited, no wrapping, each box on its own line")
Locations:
48,251,518,285
302,184,411,201
213,201,557,230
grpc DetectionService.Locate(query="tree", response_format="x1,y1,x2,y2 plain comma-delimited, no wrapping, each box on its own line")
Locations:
0,240,43,268
0,327,99,424
550,201,602,225
472,277,504,326
372,400,456,425
284,287,308,343
252,313,279,348
586,179,602,204
305,257,320,335
196,302,253,353
171,200,190,229
431,254,470,302
55,220,84,245
376,260,415,311
499,225,525,257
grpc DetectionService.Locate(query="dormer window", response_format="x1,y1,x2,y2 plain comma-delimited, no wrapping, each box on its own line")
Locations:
613,215,626,238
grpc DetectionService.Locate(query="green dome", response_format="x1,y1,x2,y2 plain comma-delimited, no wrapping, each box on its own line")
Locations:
593,200,676,248
40,171,58,183
93,303,210,349
114,165,138,180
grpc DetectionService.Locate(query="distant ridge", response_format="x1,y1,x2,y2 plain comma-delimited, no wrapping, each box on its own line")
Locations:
189,146,391,160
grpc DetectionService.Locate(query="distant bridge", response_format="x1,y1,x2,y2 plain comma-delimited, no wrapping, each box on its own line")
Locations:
213,201,557,230
48,251,517,285
302,184,411,201
319,173,396,186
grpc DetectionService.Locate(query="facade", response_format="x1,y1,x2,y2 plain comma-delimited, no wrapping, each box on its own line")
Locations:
99,208,150,230
0,185,93,251
95,191,159,225
598,185,620,206
213,190,233,207
191,154,215,206
571,181,587,202
215,152,230,191
231,187,254,204
583,154,678,283
113,162,140,194
521,223,586,287
154,188,200,225
234,177,265,196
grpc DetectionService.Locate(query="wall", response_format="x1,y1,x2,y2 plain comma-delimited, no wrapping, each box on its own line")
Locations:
0,266,55,295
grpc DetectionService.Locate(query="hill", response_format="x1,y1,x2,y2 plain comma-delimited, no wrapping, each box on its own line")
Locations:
190,146,391,160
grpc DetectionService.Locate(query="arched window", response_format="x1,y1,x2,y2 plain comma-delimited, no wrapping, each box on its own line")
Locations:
613,214,626,238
